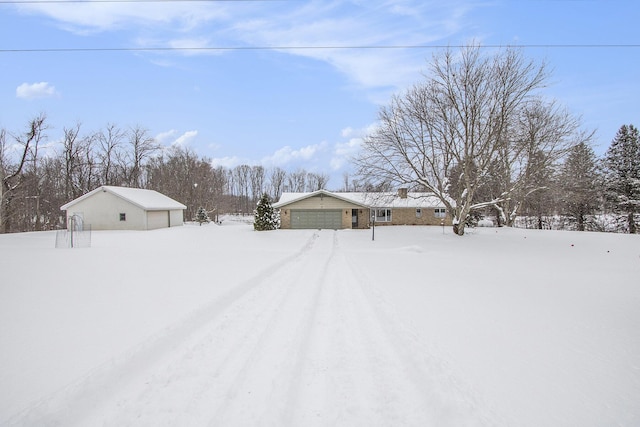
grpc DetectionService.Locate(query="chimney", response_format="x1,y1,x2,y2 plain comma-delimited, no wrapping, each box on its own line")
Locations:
398,188,408,199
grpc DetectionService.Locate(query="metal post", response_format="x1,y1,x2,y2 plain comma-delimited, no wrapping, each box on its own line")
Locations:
70,215,75,248
371,210,375,241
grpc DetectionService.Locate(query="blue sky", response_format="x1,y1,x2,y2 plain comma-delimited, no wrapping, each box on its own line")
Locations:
1,0,638,189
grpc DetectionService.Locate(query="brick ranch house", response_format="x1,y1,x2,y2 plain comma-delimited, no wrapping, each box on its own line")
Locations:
273,189,452,230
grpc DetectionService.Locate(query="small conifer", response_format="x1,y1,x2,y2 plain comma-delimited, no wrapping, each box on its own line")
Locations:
195,206,211,226
254,194,280,231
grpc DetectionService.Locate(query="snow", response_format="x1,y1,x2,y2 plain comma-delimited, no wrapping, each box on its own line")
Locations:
1,220,639,426
61,186,187,211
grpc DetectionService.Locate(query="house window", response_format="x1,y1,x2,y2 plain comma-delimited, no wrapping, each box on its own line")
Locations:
119,213,126,221
416,208,422,218
372,208,392,222
434,208,446,218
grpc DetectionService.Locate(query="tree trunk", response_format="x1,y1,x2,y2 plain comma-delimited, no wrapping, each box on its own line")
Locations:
628,212,636,234
577,214,585,231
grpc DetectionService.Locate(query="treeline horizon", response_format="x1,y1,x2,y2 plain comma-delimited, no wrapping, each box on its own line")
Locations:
1,114,638,234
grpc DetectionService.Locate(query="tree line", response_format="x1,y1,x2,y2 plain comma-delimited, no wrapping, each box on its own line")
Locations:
354,45,640,235
0,115,333,233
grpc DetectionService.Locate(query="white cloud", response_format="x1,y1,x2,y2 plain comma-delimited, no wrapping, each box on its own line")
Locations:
231,2,481,92
261,142,328,167
19,1,482,91
155,129,178,145
331,138,364,170
16,1,228,33
173,130,198,147
155,129,199,148
16,82,58,99
210,155,250,169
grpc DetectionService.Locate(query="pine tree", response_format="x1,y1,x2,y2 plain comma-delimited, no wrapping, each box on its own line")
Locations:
560,143,601,231
603,124,640,233
195,206,210,226
253,193,279,231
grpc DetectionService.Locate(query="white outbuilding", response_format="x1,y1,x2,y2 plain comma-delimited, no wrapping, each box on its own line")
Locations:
60,186,186,231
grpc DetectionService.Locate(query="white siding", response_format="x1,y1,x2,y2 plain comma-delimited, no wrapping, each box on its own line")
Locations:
169,209,184,227
66,190,146,230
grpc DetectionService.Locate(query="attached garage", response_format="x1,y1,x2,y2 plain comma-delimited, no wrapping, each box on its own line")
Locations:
274,190,370,230
291,209,342,229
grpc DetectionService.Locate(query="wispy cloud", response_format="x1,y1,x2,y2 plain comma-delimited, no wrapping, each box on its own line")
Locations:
330,124,377,170
156,129,199,149
17,1,481,91
210,155,249,169
261,142,328,167
15,1,229,34
173,130,198,147
16,82,58,99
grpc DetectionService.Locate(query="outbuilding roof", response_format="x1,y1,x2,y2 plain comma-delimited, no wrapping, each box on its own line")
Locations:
60,186,187,211
273,190,446,209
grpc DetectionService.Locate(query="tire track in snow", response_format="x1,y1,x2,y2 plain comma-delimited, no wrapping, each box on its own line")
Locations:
283,234,501,426
203,229,338,426
10,229,502,426
7,231,322,426
340,246,503,426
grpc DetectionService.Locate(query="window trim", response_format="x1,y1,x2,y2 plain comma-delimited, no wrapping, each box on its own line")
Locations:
371,208,392,223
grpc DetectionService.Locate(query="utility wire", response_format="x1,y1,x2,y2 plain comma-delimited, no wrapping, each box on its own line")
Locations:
1,44,639,53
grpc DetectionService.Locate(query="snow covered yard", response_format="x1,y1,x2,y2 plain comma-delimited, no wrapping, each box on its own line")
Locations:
1,221,639,426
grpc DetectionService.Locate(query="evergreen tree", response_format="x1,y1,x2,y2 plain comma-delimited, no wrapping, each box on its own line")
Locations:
195,206,210,226
560,143,601,231
253,193,279,231
603,124,640,233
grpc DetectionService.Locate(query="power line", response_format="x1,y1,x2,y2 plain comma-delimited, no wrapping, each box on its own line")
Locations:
1,44,639,53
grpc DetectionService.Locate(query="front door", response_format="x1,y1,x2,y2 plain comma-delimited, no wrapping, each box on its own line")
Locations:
352,209,359,229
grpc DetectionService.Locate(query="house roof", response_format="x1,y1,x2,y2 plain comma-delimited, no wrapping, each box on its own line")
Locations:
273,190,446,209
60,186,187,211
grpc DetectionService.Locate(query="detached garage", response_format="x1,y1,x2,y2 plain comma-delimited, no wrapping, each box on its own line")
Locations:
61,186,186,231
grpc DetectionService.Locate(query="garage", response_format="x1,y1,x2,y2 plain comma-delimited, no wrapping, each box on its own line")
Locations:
291,209,342,229
147,210,169,230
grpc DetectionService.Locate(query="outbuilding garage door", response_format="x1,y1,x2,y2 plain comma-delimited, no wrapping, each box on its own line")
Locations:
147,210,169,230
291,210,342,229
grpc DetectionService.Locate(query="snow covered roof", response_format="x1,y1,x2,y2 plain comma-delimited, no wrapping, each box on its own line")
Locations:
273,189,446,209
60,186,187,211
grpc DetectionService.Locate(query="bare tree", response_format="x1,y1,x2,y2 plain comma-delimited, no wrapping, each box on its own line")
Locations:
355,45,585,235
1,114,47,233
287,169,307,192
97,123,126,186
268,167,287,200
249,165,265,205
121,125,159,188
306,172,330,191
61,123,97,200
232,164,251,214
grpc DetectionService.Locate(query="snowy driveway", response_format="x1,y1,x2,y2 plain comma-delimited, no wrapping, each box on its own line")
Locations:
2,224,639,426
9,230,491,426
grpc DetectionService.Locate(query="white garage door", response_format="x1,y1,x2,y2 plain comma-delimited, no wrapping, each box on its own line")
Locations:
147,210,169,230
291,210,342,229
